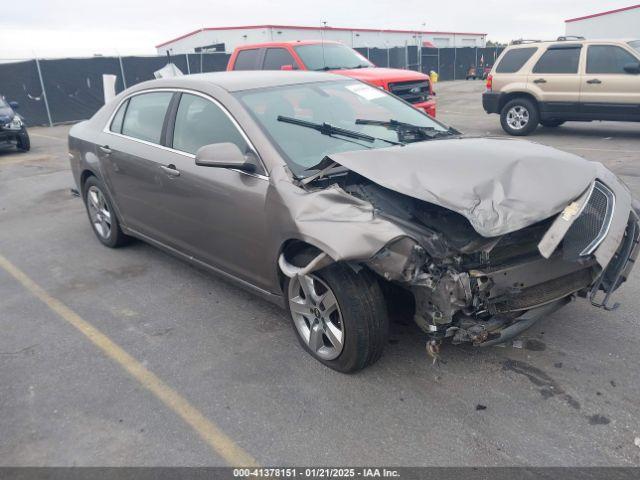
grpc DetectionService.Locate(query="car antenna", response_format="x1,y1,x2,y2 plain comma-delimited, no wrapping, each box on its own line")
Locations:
321,20,328,69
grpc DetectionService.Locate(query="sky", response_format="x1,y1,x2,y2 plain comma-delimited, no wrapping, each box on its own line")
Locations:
1,0,635,58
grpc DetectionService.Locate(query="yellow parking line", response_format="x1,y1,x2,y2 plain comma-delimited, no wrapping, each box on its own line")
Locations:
0,253,257,467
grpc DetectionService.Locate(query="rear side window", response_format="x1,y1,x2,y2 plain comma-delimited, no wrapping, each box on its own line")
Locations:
233,49,260,70
532,46,581,74
172,93,248,155
495,48,537,73
263,48,297,70
121,92,173,144
110,99,128,133
587,45,639,74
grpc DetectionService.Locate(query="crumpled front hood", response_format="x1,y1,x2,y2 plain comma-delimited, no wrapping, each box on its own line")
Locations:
327,137,600,237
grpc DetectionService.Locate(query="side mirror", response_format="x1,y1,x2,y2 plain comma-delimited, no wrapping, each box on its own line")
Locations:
8,101,18,110
195,142,257,173
624,62,640,74
280,64,294,71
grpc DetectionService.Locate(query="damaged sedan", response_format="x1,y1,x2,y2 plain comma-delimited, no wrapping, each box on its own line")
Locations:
68,71,640,372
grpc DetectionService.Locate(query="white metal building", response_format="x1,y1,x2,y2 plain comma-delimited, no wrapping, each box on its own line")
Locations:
565,4,640,39
155,25,487,54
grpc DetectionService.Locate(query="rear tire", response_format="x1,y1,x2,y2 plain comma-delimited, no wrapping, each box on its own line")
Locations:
540,120,565,128
500,98,539,136
16,131,30,152
284,251,388,373
82,176,131,248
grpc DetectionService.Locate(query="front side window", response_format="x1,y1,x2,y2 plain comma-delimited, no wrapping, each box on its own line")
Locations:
263,48,297,70
587,45,639,74
495,47,537,73
294,44,373,71
121,92,173,143
172,93,248,155
110,99,128,133
235,80,449,177
532,46,581,74
233,49,260,70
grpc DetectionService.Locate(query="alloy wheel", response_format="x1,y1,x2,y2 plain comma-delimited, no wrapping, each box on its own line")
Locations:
506,105,530,130
86,185,112,239
288,273,344,360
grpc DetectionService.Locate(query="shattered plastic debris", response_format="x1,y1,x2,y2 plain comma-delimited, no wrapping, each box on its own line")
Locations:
634,437,640,449
512,339,524,349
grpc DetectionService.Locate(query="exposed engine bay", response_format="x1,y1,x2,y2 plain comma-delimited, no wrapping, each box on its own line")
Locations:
300,167,639,348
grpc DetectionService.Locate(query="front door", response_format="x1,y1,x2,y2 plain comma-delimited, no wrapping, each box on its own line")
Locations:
581,44,640,120
155,92,272,290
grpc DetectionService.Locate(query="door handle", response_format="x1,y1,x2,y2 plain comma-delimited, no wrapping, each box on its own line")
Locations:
587,78,602,84
99,145,112,155
533,78,547,84
160,164,180,177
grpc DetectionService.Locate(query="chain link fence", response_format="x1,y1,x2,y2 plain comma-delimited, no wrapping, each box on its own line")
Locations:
0,46,503,127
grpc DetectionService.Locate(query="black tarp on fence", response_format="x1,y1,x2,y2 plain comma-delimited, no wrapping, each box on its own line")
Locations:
0,47,503,126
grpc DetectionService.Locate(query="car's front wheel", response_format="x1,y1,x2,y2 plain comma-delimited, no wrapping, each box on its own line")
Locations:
285,252,388,373
500,98,539,136
83,176,131,248
17,131,30,152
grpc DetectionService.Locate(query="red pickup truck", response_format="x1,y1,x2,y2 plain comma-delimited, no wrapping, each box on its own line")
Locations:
227,40,436,117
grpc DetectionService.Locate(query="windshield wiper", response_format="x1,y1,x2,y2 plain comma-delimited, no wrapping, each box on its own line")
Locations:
355,118,459,141
277,116,403,146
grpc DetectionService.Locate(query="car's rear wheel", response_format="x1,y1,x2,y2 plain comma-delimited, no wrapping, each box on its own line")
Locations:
83,176,131,248
500,98,539,136
16,131,30,152
284,252,388,373
540,120,565,128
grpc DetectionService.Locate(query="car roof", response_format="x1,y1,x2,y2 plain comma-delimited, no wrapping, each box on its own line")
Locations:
507,38,638,48
236,40,341,49
135,70,349,93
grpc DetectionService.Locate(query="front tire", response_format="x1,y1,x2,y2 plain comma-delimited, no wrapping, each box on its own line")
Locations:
285,252,388,373
16,131,30,152
500,98,539,136
83,176,131,248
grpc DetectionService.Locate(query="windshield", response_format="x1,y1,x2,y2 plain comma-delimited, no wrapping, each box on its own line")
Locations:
235,80,450,177
628,40,640,54
294,44,373,70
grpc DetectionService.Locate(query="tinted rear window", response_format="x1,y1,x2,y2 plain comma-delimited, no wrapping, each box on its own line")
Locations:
263,48,297,70
532,47,581,74
496,47,537,73
233,49,260,70
121,92,173,144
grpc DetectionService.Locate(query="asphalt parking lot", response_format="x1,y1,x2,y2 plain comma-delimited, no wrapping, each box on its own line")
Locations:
1,80,639,466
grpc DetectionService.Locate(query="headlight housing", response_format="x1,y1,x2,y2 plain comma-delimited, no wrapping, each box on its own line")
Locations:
5,116,23,131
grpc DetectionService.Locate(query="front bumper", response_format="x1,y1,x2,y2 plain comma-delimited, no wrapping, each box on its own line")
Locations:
414,99,436,118
0,127,26,143
482,91,502,114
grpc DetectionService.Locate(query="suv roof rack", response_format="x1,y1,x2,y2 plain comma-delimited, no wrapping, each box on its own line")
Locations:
510,39,541,45
557,36,585,41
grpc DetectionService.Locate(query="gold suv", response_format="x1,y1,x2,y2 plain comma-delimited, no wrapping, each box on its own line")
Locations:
483,37,640,135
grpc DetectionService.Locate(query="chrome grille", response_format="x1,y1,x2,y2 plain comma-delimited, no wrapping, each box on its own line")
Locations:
388,80,430,104
563,181,615,260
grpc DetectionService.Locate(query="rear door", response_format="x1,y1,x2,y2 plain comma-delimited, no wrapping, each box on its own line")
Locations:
528,44,582,118
581,44,640,120
99,90,176,239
